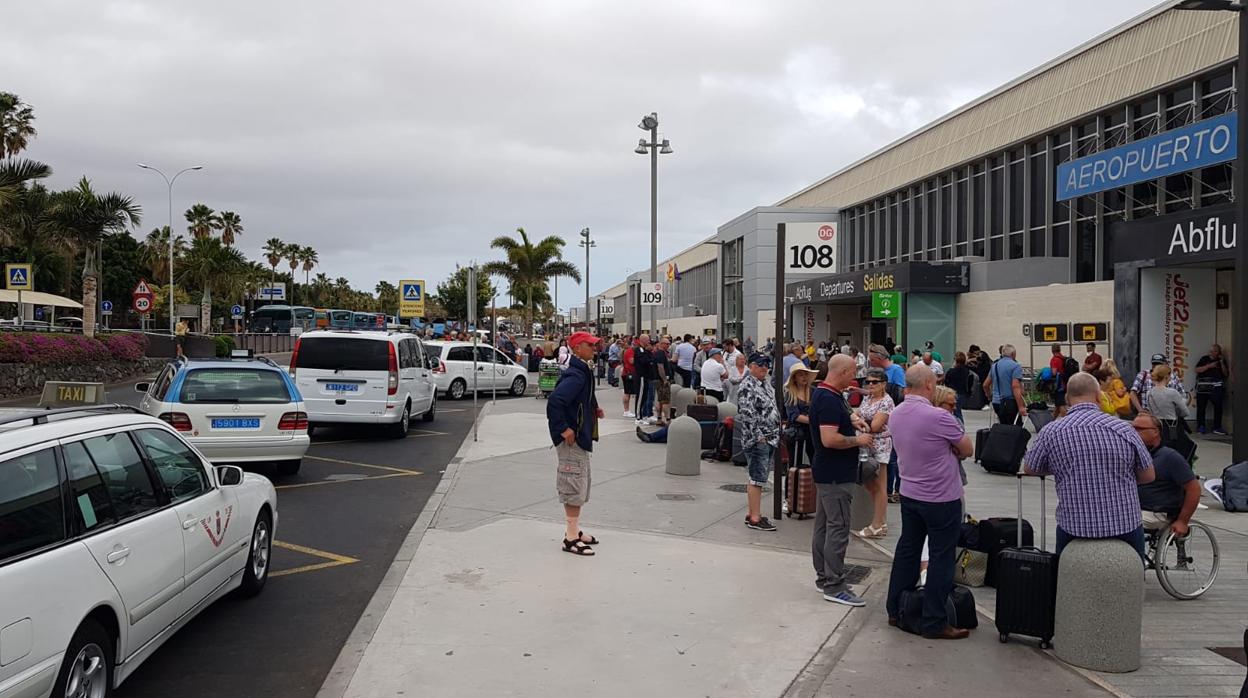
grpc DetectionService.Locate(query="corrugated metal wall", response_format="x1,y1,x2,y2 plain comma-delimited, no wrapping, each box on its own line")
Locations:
780,9,1236,209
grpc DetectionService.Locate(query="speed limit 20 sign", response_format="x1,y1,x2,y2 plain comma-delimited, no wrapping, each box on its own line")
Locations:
640,282,665,306
785,222,838,274
132,296,152,313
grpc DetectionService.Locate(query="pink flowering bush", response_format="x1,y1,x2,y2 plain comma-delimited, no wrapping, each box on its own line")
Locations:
0,331,149,365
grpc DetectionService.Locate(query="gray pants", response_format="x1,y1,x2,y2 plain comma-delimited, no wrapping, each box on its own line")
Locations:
813,482,854,594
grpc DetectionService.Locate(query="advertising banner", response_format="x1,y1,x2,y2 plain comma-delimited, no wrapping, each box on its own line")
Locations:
804,305,815,345
1138,268,1216,391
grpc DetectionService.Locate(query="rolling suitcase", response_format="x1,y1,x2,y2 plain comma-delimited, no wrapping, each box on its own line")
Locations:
975,517,1033,587
995,474,1057,649
687,404,719,450
980,418,1030,475
786,463,817,518
974,403,994,463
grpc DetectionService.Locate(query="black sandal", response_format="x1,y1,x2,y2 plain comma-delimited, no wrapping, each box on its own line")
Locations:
562,538,595,556
579,531,599,545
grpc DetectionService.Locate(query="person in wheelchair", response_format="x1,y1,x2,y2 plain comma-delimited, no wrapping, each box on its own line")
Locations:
1132,413,1202,537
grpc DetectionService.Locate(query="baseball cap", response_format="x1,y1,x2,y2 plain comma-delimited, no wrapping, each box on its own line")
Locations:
1150,353,1168,365
568,332,600,349
748,352,772,367
707,348,723,357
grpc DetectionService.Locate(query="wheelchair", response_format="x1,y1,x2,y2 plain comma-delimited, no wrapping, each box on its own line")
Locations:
1143,514,1220,600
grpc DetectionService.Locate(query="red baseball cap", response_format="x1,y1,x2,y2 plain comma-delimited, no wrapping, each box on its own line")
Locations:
568,331,600,349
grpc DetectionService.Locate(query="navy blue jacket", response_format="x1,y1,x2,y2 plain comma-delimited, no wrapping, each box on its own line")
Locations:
547,356,599,452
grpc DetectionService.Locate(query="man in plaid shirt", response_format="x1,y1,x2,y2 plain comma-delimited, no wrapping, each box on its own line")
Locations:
738,353,781,531
1026,372,1155,559
1129,352,1188,414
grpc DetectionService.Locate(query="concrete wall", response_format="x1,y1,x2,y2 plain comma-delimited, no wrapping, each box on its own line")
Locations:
968,258,1072,292
956,281,1113,371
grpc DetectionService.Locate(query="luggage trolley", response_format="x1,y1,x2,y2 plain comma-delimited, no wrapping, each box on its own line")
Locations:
538,359,561,398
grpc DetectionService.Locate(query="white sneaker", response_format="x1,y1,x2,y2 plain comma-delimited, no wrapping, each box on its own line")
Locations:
622,411,635,418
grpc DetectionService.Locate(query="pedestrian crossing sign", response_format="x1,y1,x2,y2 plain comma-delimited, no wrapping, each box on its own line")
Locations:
5,263,32,290
399,279,425,318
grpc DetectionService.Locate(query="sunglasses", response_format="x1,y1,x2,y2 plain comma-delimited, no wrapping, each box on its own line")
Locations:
863,380,883,385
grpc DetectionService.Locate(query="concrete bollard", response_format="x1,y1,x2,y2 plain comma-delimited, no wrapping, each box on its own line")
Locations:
716,401,737,423
1054,539,1143,672
665,415,702,476
670,387,693,421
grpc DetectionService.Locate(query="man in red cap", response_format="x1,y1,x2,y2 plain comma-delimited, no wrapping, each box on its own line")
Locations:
547,331,605,556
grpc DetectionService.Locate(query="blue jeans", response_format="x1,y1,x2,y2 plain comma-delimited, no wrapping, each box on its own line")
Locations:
886,496,962,634
639,378,655,419
745,442,774,486
886,449,899,496
1056,525,1146,561
954,394,965,425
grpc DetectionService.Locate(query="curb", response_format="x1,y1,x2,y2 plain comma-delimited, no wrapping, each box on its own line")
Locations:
316,400,491,698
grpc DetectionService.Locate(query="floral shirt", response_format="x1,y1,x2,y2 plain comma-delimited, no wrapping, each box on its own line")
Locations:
857,394,894,462
737,372,780,447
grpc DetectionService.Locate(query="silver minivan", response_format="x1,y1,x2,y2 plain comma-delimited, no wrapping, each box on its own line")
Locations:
290,331,436,437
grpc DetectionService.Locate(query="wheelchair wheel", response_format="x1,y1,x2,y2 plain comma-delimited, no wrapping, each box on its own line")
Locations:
1155,521,1220,600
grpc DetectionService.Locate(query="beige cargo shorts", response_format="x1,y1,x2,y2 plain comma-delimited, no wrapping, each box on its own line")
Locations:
556,441,592,506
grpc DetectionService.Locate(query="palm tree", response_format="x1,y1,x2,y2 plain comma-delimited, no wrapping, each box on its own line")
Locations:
0,182,56,283
178,237,246,331
481,227,580,335
184,203,220,240
0,93,38,159
141,226,187,283
45,177,142,338
334,277,351,308
262,237,285,284
218,210,243,246
299,245,318,291
0,158,50,209
285,243,301,304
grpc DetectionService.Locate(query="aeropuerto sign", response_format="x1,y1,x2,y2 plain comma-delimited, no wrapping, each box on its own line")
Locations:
1057,112,1237,201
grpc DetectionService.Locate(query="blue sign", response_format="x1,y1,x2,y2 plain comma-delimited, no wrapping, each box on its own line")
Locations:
100,300,113,312
402,282,422,301
1057,112,1237,201
5,264,31,290
34,307,43,320
231,304,244,318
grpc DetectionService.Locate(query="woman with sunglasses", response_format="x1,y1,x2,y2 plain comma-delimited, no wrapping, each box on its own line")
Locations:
852,367,893,539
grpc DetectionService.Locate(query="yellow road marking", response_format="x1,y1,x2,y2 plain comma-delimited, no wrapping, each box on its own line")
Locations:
301,454,420,474
271,540,359,577
275,471,421,490
308,428,445,447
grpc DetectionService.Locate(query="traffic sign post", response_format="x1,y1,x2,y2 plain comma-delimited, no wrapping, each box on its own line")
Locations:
871,290,901,319
6,263,33,321
231,304,244,320
131,279,155,317
399,279,426,318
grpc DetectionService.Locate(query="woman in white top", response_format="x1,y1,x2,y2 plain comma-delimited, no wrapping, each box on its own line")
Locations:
727,353,747,404
700,348,729,401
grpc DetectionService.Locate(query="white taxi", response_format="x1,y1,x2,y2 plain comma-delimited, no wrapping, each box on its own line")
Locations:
425,340,528,399
136,353,310,476
0,405,277,698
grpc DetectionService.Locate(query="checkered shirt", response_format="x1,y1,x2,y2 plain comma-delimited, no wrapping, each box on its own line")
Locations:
1129,370,1187,411
1024,402,1151,537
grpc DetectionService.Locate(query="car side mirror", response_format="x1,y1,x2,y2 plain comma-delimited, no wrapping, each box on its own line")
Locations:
134,382,150,393
216,465,245,487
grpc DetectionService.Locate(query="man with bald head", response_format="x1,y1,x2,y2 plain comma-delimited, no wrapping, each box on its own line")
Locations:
885,364,974,639
809,353,874,607
1026,372,1155,559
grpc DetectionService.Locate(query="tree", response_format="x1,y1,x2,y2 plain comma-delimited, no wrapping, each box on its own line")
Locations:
0,93,37,159
299,245,318,292
0,158,50,209
218,210,243,246
45,178,141,337
99,232,148,320
262,237,285,285
285,243,301,304
142,226,186,283
375,280,398,314
178,237,246,330
481,227,579,336
184,203,220,240
435,265,496,322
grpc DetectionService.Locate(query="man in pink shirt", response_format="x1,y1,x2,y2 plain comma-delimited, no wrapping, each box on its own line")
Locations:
885,364,974,640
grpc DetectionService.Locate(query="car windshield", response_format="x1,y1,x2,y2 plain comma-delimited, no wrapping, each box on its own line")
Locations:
180,368,292,404
296,337,390,371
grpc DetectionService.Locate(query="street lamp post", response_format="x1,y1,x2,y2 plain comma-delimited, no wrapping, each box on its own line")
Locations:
1175,0,1246,461
635,112,673,336
137,163,203,333
579,228,595,332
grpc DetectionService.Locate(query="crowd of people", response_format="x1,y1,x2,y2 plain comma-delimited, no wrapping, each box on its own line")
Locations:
543,330,1231,641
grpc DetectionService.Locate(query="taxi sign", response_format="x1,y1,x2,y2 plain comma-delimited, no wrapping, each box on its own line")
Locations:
5,263,32,290
39,381,104,408
399,279,425,318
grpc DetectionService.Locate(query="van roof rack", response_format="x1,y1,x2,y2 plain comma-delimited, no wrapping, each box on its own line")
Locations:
0,404,145,428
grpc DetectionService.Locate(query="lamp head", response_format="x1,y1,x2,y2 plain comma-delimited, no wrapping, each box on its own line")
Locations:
189,165,204,170
634,139,649,155
639,113,659,131
137,163,151,169
659,139,673,155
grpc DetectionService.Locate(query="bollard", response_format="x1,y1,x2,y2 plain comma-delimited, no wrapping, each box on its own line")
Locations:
716,401,737,423
1054,539,1143,672
670,387,693,421
664,415,702,476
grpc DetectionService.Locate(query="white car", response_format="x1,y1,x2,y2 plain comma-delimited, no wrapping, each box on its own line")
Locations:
426,341,528,399
135,354,311,476
0,405,277,698
290,330,437,438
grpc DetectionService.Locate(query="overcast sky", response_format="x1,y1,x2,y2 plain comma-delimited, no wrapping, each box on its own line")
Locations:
6,0,1160,309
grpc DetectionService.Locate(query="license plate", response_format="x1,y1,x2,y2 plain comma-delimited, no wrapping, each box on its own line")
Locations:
326,383,359,392
212,418,261,429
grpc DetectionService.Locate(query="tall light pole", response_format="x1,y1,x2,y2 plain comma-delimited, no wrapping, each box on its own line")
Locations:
138,163,203,333
635,112,673,336
1175,0,1246,461
578,227,595,331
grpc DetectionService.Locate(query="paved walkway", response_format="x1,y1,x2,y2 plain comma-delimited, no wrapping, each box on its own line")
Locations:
322,385,1139,697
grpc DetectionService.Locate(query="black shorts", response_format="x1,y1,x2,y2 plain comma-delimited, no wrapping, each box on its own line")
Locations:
623,375,638,395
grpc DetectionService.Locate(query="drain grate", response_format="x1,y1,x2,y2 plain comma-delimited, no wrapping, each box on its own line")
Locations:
843,564,872,585
718,484,771,494
656,493,695,501
1208,646,1247,667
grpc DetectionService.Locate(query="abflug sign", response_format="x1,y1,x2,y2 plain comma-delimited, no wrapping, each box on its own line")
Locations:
1057,112,1237,201
1110,204,1237,265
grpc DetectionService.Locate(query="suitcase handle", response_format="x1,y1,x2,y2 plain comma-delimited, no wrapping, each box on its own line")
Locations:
1015,473,1047,551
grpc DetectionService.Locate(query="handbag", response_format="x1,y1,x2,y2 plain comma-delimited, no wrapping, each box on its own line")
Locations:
858,458,880,483
953,548,989,587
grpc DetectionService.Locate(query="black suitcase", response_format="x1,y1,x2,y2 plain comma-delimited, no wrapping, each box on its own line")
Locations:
712,421,733,461
980,422,1030,475
1028,407,1055,434
976,517,1034,587
995,474,1057,649
974,428,991,463
949,586,979,629
686,404,719,449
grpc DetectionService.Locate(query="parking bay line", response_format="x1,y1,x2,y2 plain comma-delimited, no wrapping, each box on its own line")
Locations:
308,429,448,447
301,454,421,475
271,540,360,577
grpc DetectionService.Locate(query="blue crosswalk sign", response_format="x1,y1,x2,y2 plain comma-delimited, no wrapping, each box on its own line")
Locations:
402,283,422,301
5,264,32,290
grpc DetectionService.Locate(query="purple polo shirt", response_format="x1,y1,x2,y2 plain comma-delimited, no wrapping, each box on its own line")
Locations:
889,395,965,503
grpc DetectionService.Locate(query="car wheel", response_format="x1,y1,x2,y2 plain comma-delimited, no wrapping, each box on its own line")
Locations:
276,460,301,476
53,620,112,698
449,378,467,400
390,401,411,438
422,393,437,422
510,375,527,396
306,424,316,438
237,510,273,597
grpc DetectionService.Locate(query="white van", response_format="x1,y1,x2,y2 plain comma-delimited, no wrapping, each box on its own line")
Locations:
290,330,437,437
425,341,528,399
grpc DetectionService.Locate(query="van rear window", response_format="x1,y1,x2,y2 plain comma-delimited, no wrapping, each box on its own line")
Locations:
296,338,389,372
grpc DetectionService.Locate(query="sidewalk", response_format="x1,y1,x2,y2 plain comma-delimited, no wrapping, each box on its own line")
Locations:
324,385,1127,698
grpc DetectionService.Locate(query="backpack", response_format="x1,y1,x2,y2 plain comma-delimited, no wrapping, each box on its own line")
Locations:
1062,356,1080,382
1221,462,1248,512
885,381,905,406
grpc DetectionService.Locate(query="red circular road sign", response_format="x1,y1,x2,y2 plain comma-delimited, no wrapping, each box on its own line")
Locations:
818,224,836,241
132,296,152,313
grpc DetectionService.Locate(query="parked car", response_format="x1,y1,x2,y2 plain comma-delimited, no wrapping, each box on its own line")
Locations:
135,353,310,476
290,330,437,437
0,405,277,697
426,340,528,399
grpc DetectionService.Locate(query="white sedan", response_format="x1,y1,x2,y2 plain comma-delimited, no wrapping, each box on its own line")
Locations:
425,341,528,399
